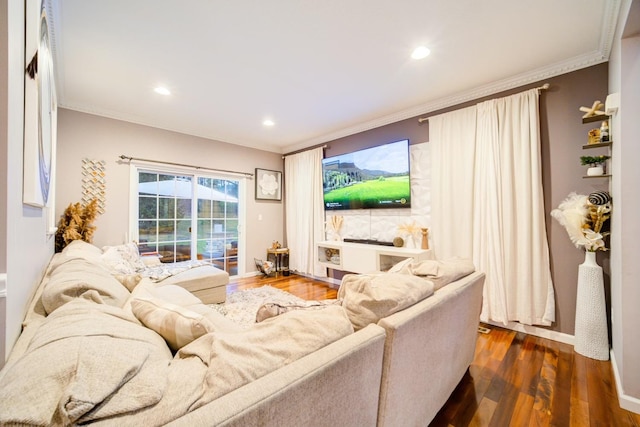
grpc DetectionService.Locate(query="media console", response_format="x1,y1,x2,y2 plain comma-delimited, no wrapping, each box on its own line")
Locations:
316,240,433,274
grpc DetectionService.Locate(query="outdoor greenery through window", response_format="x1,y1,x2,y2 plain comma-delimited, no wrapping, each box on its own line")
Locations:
137,170,240,275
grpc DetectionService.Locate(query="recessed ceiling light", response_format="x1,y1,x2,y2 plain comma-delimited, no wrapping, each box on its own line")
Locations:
154,86,171,95
411,46,431,60
263,119,275,127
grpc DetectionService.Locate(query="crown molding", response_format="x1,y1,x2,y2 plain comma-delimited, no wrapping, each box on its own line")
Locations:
284,1,622,154
283,49,610,154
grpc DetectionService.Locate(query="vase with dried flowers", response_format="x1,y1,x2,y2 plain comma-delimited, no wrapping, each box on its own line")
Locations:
325,215,343,241
397,221,420,248
54,199,100,253
550,192,611,360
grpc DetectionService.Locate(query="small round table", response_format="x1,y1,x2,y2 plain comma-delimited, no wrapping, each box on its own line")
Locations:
266,247,289,275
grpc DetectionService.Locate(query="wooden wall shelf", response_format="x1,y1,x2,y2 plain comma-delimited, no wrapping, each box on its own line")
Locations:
582,114,608,124
582,141,612,149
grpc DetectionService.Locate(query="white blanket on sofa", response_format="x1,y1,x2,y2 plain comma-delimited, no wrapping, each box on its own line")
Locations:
0,299,171,425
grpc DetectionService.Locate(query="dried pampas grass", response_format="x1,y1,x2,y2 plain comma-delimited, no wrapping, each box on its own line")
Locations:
55,199,100,252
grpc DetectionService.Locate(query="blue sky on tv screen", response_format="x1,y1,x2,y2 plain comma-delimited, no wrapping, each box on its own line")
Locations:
326,139,409,174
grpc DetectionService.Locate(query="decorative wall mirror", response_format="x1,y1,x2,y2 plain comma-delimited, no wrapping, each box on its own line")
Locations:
23,0,56,208
37,1,55,204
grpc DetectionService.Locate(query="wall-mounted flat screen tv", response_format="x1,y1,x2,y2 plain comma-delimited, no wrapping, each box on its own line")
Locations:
322,139,411,210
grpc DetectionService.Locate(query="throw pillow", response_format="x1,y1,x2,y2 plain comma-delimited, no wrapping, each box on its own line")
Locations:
101,243,146,275
113,273,143,292
338,272,434,330
131,297,215,351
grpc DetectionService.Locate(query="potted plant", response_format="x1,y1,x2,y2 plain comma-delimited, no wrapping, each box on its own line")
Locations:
580,155,610,176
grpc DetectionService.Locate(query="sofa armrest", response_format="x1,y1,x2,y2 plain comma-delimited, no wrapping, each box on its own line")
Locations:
167,324,386,427
376,271,485,426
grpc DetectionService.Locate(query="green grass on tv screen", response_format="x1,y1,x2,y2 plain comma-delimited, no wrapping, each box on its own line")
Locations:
324,176,410,208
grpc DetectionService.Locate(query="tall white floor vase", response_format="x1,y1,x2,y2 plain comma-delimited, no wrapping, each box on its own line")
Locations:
574,251,609,360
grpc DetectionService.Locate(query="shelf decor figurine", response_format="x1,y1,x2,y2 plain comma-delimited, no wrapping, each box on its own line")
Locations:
599,120,610,142
580,155,610,176
551,192,611,360
420,228,429,250
579,100,605,118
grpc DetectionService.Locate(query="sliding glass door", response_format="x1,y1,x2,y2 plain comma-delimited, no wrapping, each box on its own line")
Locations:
196,177,239,275
134,167,244,276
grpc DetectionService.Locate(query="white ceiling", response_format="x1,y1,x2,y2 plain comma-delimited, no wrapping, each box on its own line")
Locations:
49,0,620,154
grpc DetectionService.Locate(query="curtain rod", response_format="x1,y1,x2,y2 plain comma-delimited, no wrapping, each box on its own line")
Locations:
417,82,550,124
119,155,254,178
282,144,328,159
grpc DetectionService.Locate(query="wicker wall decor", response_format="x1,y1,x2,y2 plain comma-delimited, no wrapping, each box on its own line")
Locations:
81,158,106,214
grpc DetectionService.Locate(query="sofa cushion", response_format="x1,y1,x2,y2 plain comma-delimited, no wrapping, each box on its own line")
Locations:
42,257,130,314
61,240,103,262
131,297,216,351
338,272,435,330
389,257,476,290
177,304,354,408
0,299,170,425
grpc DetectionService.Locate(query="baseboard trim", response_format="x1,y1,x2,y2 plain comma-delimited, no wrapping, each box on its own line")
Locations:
610,349,640,415
484,320,575,346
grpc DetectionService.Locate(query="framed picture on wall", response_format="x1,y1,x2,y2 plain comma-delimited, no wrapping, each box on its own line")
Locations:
255,168,282,201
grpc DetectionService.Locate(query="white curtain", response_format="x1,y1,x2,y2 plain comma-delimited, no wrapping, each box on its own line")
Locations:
430,89,554,326
284,148,327,277
430,106,477,260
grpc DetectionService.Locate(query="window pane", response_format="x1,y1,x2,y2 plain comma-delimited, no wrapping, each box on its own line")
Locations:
212,201,224,217
226,180,239,199
158,220,175,241
212,220,225,236
196,239,209,259
176,220,191,240
197,219,211,239
138,241,157,254
208,239,224,258
176,198,191,219
139,172,158,184
139,220,157,243
199,177,212,188
139,197,157,219
175,242,191,261
158,198,175,219
198,199,211,218
226,202,238,218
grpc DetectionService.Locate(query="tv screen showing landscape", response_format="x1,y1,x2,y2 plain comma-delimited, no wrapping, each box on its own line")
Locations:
322,139,411,210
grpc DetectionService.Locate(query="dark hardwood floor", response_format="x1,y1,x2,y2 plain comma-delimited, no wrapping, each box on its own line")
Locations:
228,273,640,427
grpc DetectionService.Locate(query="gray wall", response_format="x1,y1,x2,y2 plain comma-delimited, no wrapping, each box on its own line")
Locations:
319,64,609,336
55,109,285,274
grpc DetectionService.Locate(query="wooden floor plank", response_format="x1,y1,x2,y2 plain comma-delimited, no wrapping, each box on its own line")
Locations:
469,397,498,427
227,274,640,426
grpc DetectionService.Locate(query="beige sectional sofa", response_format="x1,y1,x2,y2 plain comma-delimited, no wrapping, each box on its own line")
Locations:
0,240,484,426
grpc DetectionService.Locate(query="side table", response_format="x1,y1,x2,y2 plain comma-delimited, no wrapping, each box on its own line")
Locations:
267,247,290,276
